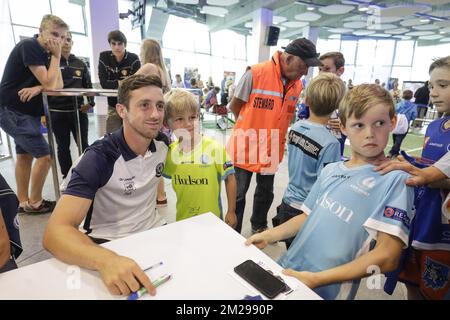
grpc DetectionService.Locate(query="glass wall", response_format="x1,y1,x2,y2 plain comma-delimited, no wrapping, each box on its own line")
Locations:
7,0,88,58
314,36,449,88
162,15,248,87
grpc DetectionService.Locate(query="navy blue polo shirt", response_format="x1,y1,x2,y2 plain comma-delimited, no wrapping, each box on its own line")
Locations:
63,129,169,240
0,174,22,259
0,35,50,116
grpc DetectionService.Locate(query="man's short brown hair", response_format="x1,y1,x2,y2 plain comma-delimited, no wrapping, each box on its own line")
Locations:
118,74,162,109
108,30,127,45
339,84,395,127
305,73,346,117
319,52,345,69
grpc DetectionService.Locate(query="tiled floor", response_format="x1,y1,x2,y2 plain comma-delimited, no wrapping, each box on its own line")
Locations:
0,113,407,299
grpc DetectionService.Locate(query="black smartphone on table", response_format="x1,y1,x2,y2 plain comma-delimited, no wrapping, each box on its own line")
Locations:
234,259,286,299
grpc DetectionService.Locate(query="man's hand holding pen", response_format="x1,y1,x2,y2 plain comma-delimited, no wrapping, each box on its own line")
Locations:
98,254,156,296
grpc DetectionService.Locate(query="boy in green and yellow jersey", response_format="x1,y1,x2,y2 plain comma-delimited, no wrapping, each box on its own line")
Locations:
163,89,237,226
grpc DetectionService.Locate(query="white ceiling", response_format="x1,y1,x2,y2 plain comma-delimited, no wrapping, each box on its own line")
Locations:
160,0,450,44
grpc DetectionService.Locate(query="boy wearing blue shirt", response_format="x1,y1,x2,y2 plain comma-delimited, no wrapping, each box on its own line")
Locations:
387,90,418,158
273,73,344,248
246,84,415,300
394,56,450,300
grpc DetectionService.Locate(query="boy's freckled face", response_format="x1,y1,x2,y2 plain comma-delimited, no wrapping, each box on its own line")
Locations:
342,103,394,160
429,67,450,114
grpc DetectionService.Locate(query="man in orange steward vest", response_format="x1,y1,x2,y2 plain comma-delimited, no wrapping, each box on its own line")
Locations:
227,38,322,233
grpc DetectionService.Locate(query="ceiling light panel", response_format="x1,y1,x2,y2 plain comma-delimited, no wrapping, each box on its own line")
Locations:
319,4,355,15
272,16,287,24
352,30,376,36
343,21,367,28
418,34,444,40
328,28,353,33
282,21,309,28
385,28,410,34
400,18,428,26
405,30,435,36
367,23,398,30
373,16,404,23
206,0,238,5
202,6,228,16
343,15,366,22
412,24,441,30
377,4,431,17
294,12,322,21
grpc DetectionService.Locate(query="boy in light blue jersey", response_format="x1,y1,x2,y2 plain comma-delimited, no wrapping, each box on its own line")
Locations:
246,84,415,300
273,73,344,248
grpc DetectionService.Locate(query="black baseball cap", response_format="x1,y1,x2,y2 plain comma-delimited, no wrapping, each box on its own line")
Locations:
282,38,321,67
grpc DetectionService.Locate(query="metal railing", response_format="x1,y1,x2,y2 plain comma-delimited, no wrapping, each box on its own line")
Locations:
42,88,117,199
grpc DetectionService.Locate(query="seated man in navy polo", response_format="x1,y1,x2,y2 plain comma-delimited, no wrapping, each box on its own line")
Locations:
0,174,22,273
43,74,168,297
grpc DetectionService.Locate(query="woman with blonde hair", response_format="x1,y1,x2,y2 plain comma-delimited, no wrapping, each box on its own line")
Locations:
137,39,171,93
137,38,171,207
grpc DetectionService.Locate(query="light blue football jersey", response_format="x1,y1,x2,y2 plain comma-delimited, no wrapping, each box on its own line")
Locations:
283,120,341,209
278,162,415,300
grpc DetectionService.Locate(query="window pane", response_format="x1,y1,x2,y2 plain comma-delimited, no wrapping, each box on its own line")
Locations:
163,15,194,51
317,38,340,54
193,23,210,54
211,30,236,58
374,40,395,66
356,39,376,65
10,0,50,27
391,66,412,84
393,41,414,66
118,0,141,44
50,0,85,34
342,65,355,83
340,40,357,64
13,25,38,43
71,34,90,59
353,65,373,84
372,66,392,85
234,33,246,60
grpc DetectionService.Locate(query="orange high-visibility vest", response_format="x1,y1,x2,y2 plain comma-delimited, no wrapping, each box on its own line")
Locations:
227,51,303,173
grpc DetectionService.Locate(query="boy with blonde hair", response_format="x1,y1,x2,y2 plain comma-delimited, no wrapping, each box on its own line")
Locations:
163,89,237,226
247,84,415,300
273,73,344,248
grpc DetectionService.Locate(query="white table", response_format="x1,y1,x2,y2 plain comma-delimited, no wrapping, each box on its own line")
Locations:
0,213,321,300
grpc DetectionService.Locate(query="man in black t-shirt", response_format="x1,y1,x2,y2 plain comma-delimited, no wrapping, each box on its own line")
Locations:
49,31,95,178
0,14,68,214
98,30,140,133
